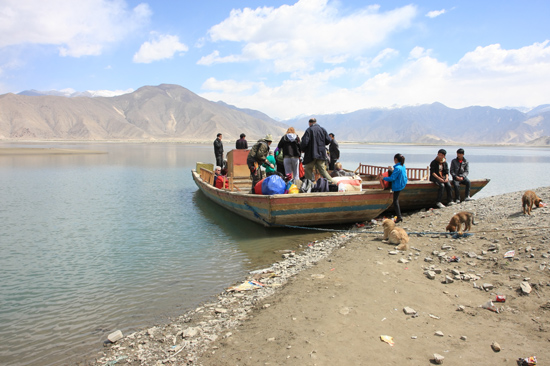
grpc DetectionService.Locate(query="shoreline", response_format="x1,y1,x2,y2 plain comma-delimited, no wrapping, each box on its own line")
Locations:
0,147,107,155
93,186,550,365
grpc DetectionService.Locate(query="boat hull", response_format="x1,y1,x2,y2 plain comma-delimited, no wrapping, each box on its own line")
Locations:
363,178,490,211
192,170,393,227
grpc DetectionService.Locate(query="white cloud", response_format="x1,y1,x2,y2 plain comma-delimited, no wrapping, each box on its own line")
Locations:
0,0,151,57
133,34,188,63
202,0,417,72
426,9,446,18
199,41,550,120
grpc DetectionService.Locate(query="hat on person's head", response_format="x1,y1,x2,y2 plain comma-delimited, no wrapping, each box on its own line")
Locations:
264,134,273,142
457,148,465,154
308,118,317,123
240,133,246,138
438,149,447,156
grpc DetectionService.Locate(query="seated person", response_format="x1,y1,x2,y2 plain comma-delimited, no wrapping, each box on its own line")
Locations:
213,166,228,188
262,151,277,176
450,148,472,202
330,162,355,177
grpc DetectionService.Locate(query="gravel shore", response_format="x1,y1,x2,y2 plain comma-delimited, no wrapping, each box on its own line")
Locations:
93,186,550,366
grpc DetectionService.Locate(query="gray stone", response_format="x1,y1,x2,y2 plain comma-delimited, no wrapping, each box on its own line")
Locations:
445,275,454,284
483,283,494,291
107,330,123,343
403,307,417,315
520,281,532,294
426,270,436,280
434,331,444,337
433,353,445,364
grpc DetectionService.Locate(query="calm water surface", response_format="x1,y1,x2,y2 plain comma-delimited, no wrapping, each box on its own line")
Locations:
0,142,549,365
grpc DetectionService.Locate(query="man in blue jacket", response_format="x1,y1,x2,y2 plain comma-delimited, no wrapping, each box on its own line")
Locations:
300,118,334,183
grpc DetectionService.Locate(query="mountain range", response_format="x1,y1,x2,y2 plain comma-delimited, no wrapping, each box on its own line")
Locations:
1,84,549,145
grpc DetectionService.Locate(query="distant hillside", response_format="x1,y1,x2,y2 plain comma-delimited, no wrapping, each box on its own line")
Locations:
3,85,550,144
0,84,287,141
282,102,550,144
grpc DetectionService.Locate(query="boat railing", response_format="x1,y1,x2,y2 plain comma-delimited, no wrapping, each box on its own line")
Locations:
200,167,243,192
355,164,429,181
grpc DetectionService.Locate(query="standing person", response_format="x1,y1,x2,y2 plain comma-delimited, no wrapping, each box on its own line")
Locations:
236,133,248,149
247,134,274,190
213,133,224,167
381,154,408,223
300,118,334,183
328,133,340,171
450,148,472,203
277,127,301,180
430,149,455,208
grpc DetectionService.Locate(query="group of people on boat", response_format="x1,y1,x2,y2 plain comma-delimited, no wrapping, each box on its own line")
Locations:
213,118,341,192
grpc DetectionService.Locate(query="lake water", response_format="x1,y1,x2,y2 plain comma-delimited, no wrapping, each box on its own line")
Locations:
0,142,549,365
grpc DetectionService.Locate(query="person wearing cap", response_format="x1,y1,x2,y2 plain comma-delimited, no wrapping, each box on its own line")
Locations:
300,118,334,183
450,148,472,203
247,134,274,190
429,149,455,208
213,133,224,167
236,133,248,149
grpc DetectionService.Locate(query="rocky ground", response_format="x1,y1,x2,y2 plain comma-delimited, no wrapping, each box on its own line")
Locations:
92,187,550,366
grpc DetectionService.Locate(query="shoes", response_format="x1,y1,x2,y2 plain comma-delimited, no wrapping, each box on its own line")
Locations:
464,196,473,201
436,202,445,208
455,199,461,204
395,217,403,224
447,201,455,206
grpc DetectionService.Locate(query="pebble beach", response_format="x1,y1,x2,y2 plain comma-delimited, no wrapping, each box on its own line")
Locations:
93,186,550,366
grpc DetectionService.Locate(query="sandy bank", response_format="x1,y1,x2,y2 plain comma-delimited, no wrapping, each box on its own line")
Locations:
94,187,550,366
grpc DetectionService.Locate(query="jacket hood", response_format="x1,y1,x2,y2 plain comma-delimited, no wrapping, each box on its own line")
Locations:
285,133,297,142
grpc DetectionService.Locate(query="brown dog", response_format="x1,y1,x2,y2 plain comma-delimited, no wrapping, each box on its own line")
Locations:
522,190,543,215
446,211,476,235
382,218,409,250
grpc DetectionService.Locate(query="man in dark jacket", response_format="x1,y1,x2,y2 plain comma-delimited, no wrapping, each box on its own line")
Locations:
236,133,248,149
450,148,472,203
214,133,224,167
300,118,334,183
429,149,455,208
328,133,340,170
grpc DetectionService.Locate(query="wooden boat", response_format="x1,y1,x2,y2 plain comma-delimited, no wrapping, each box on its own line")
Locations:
354,164,490,212
191,150,393,227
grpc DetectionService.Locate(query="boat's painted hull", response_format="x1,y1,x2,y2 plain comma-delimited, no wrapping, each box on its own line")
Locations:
192,170,393,227
363,178,490,211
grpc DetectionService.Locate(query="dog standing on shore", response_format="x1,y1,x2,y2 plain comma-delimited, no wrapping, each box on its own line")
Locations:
382,219,409,250
446,211,476,235
522,190,543,215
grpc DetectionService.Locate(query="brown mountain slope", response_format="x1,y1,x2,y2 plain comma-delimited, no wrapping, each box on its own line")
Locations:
0,84,287,141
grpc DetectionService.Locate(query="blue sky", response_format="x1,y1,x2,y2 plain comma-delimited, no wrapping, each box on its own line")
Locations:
1,0,549,120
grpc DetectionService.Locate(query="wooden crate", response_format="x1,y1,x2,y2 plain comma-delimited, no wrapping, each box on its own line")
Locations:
227,149,250,177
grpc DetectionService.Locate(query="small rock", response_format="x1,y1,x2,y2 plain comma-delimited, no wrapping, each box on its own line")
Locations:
398,258,409,264
434,331,444,337
403,306,417,315
491,341,501,352
456,305,465,311
433,353,445,364
483,283,494,291
389,251,399,255
426,270,436,280
460,335,467,341
445,275,454,284
107,330,123,343
520,281,532,294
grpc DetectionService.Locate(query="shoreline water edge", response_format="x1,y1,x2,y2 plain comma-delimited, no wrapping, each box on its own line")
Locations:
93,187,550,366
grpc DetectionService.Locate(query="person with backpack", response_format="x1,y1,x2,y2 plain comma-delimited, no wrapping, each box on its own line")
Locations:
277,127,301,180
381,153,408,223
247,134,274,190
